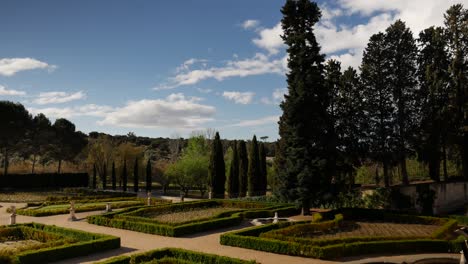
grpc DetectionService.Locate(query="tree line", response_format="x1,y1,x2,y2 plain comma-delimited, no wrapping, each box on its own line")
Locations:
275,0,468,214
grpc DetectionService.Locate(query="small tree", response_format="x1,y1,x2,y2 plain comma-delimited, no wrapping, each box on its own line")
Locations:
134,157,139,193
238,140,248,197
111,161,116,190
227,141,239,198
208,132,225,198
248,135,261,197
92,163,97,189
259,143,267,195
122,159,128,192
102,163,107,189
146,159,152,192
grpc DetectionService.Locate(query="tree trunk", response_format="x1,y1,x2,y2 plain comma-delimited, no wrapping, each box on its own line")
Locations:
57,159,62,174
31,154,37,174
383,161,389,188
301,199,311,216
375,165,380,186
443,143,448,181
163,185,167,195
463,134,468,180
400,156,409,185
3,148,8,176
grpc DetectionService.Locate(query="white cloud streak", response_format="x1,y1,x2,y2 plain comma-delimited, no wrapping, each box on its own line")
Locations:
230,115,279,127
0,85,26,96
222,91,255,104
33,91,86,105
242,19,260,30
0,58,56,76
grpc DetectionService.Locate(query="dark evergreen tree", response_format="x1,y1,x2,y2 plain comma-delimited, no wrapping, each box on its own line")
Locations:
445,4,468,179
361,32,395,187
146,159,152,192
276,0,329,214
227,141,239,198
384,20,418,185
208,132,225,198
238,140,248,197
122,159,127,192
92,163,97,189
134,157,139,193
112,161,116,190
258,142,267,196
417,26,451,182
248,135,261,196
102,163,107,189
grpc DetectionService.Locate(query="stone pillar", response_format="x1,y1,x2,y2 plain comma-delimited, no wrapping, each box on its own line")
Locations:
68,201,77,221
9,206,16,225
147,192,152,206
105,202,112,212
273,212,279,224
208,191,213,199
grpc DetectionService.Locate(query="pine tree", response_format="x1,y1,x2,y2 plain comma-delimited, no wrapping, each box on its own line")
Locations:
417,26,451,182
248,135,261,196
122,159,127,192
92,163,97,189
208,132,225,198
102,163,107,189
146,159,152,192
276,0,329,214
111,161,116,190
445,4,468,179
258,142,267,196
361,32,395,187
134,158,139,193
238,140,248,197
227,141,239,198
384,20,418,185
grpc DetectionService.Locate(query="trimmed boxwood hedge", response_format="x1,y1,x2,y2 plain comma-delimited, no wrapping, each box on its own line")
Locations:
87,199,299,237
94,248,257,264
0,223,120,264
220,208,463,260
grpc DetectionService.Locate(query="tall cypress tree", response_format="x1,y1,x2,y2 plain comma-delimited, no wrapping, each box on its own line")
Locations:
384,20,418,185
248,135,261,196
445,4,468,179
238,140,248,197
417,26,451,182
258,142,267,196
227,141,239,198
361,32,395,187
92,163,97,189
122,159,127,192
102,163,107,189
134,158,139,193
276,0,329,215
146,159,152,192
208,132,225,198
111,161,116,190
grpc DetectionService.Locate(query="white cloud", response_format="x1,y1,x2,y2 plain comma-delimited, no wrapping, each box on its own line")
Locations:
28,104,113,119
0,85,26,96
222,91,255,104
33,91,86,105
99,93,215,129
0,58,56,76
230,115,279,127
242,19,260,30
156,53,287,89
252,23,284,55
197,88,212,94
261,88,287,105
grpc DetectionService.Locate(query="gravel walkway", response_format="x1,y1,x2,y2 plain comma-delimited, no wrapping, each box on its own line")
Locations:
0,202,461,264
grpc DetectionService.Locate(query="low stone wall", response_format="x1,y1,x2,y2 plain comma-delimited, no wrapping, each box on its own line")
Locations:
396,181,468,215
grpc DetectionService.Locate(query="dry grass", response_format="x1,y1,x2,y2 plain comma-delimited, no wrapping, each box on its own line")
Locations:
148,207,241,224
302,221,439,239
0,191,69,203
0,239,43,254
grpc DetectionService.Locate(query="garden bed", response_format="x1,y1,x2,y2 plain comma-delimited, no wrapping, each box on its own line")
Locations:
88,199,299,237
0,223,120,264
220,208,462,260
94,247,257,264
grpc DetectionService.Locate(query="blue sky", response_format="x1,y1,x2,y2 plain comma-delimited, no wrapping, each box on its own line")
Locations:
0,0,463,140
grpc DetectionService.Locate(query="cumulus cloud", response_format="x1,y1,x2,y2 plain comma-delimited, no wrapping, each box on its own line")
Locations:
33,91,86,105
28,104,114,119
252,23,284,55
155,53,287,89
261,88,288,105
0,58,56,76
230,115,279,127
99,93,215,129
0,85,26,96
242,19,260,30
222,91,255,104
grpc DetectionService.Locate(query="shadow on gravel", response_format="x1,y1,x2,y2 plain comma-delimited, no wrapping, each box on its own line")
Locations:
49,246,137,264
182,220,254,238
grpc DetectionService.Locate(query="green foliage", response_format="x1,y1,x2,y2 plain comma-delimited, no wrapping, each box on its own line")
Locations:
122,159,128,192
134,157,139,192
0,173,88,189
258,143,267,196
209,132,225,198
247,136,261,197
227,141,240,198
237,140,248,197
146,159,152,192
112,161,117,190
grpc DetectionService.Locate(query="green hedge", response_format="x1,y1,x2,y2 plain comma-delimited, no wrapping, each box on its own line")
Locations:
0,223,120,264
88,200,299,237
94,248,257,264
220,209,463,260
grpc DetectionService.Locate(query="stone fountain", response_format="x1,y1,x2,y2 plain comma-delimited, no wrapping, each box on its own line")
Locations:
250,212,294,226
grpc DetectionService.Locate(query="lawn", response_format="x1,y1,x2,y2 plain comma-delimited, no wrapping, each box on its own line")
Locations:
146,206,243,224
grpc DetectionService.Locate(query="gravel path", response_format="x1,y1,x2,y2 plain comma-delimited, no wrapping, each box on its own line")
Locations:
0,202,460,264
